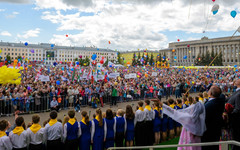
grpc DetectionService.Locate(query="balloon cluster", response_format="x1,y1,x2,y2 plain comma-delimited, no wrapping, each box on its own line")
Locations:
91,54,97,60
0,66,21,85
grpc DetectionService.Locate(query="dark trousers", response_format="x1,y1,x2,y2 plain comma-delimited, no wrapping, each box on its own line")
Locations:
111,96,117,106
201,131,220,150
65,139,79,150
115,132,124,147
230,114,240,150
144,121,154,146
135,121,144,146
13,148,27,150
50,106,59,112
29,143,43,150
47,138,63,150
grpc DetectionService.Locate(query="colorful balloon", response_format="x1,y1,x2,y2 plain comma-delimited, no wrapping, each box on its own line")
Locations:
231,10,237,18
25,42,28,46
56,80,60,85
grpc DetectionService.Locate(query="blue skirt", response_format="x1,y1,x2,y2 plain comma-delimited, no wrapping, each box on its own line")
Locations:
126,130,134,141
105,138,114,149
161,117,168,132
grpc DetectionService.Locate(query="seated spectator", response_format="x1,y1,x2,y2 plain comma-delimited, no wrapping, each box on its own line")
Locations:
50,97,59,112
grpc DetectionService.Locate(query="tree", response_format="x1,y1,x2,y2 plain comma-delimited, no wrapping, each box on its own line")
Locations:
103,57,109,67
85,56,90,66
117,52,123,65
149,53,154,66
132,52,137,66
144,53,149,65
74,58,78,62
205,50,211,65
6,55,11,65
137,52,141,66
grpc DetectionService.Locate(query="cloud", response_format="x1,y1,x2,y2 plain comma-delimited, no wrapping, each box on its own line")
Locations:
38,0,240,50
0,31,12,36
5,11,20,18
0,0,30,3
0,9,5,12
17,28,40,39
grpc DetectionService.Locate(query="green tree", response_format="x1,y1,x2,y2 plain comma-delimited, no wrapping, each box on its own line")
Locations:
137,52,141,65
85,56,90,66
149,53,154,66
74,58,78,62
103,57,109,67
144,53,149,65
117,52,123,65
6,55,11,65
205,50,211,65
132,52,137,66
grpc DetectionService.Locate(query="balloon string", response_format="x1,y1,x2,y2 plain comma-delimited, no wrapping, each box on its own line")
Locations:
188,0,192,19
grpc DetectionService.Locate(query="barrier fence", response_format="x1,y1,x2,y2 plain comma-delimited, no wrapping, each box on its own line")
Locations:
0,85,234,117
108,140,240,150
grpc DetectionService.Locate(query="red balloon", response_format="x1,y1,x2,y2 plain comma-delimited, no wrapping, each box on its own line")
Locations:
66,34,68,37
212,0,215,2
92,60,96,65
79,55,82,58
177,39,180,42
102,56,104,60
187,45,190,47
18,63,21,67
100,60,104,64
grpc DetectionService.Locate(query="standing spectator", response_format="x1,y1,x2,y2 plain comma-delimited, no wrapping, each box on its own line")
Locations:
111,86,118,106
125,105,135,147
115,109,126,147
104,109,116,149
26,115,44,150
227,79,240,150
44,111,63,150
9,117,28,150
201,86,225,150
79,111,91,150
0,120,12,150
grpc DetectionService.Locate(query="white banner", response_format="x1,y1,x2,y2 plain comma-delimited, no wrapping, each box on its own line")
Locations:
152,72,158,76
81,73,88,79
61,76,69,81
108,72,120,78
124,73,136,79
97,75,105,80
39,75,50,82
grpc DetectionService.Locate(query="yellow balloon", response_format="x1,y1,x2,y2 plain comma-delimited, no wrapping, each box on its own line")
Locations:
114,82,118,86
0,49,2,53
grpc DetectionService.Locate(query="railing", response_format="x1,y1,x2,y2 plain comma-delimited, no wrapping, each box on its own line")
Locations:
108,140,240,150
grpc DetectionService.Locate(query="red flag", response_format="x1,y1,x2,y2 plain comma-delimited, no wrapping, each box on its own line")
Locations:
108,41,111,44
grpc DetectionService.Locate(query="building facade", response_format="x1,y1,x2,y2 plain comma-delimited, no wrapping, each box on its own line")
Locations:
0,42,117,64
168,36,240,66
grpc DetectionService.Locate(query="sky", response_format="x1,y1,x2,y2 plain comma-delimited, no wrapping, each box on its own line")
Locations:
0,0,240,51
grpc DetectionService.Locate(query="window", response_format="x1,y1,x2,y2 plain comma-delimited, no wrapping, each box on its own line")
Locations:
36,54,38,56
12,53,13,55
15,49,17,51
29,54,31,56
22,53,24,56
39,54,41,56
8,49,10,51
11,49,13,51
4,53,6,55
15,53,17,55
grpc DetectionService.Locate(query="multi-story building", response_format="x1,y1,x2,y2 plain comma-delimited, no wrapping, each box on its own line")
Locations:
168,36,240,66
0,42,117,64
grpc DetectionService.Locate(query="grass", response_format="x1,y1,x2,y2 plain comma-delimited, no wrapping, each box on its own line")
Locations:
155,137,180,150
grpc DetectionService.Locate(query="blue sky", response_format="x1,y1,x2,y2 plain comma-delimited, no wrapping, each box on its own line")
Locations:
0,0,239,51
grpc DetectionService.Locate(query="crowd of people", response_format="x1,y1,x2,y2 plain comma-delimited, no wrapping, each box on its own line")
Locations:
0,65,239,116
0,80,240,150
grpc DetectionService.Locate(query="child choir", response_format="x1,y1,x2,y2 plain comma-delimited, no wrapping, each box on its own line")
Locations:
0,96,205,150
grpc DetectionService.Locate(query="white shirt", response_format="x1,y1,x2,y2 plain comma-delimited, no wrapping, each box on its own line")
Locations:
0,135,12,150
135,110,145,122
63,122,81,143
144,108,154,121
9,130,28,149
44,122,63,142
236,88,240,91
26,127,45,145
208,97,215,102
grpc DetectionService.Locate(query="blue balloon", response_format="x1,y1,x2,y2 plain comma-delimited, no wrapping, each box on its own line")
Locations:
56,81,60,85
51,44,54,47
76,62,79,65
91,54,97,60
213,10,218,15
71,68,74,71
62,67,64,71
231,10,237,18
53,62,57,66
97,48,99,51
25,42,28,46
174,56,177,59
183,56,187,59
18,59,21,62
236,69,238,72
109,65,112,68
234,65,237,68
163,56,166,59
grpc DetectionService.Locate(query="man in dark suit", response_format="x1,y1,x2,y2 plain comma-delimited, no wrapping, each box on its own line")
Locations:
227,80,240,150
201,86,225,150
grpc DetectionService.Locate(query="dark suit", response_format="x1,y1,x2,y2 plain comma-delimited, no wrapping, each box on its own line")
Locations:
201,94,225,150
228,90,240,150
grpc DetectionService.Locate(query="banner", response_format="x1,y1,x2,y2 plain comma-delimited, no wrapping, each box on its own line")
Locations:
39,75,50,82
152,72,158,76
81,73,88,79
61,76,68,81
97,75,105,80
108,72,120,78
124,73,136,79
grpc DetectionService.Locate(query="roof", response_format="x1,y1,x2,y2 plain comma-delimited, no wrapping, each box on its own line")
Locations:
0,41,115,52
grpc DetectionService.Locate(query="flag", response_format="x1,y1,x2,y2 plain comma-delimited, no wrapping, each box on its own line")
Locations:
72,68,75,82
